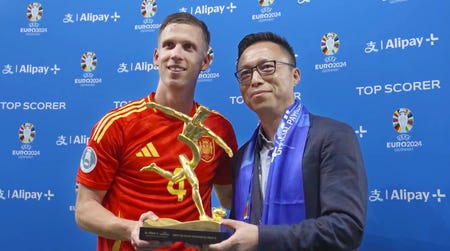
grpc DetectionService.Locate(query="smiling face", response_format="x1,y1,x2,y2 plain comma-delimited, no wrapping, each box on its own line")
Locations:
154,23,210,90
237,41,300,119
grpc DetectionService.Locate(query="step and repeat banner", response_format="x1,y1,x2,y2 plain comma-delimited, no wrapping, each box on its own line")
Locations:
1,1,448,250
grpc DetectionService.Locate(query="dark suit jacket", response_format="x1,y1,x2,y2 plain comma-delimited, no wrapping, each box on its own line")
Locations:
230,114,368,251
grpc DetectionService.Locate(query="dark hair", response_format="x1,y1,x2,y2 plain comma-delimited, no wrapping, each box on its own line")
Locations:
159,12,210,47
237,32,296,66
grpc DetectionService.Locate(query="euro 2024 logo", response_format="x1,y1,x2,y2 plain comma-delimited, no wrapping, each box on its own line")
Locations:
19,122,36,143
74,52,102,86
14,122,41,159
387,108,422,151
80,51,97,79
21,2,48,35
321,32,340,56
253,0,281,22
135,0,161,32
259,0,275,7
81,52,97,73
141,0,157,18
27,2,43,22
315,32,347,72
393,108,413,134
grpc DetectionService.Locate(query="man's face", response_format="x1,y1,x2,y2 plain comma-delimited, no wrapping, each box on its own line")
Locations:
237,41,300,116
154,23,210,89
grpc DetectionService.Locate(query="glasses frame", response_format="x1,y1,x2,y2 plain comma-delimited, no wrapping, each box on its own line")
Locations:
234,60,296,84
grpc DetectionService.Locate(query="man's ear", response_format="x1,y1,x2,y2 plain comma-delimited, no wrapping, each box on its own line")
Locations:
200,53,212,71
153,48,159,66
293,67,301,86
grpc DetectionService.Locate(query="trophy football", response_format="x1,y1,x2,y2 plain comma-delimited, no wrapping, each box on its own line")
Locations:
139,101,233,244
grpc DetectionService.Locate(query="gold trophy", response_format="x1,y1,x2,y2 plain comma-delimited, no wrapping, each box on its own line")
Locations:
139,101,233,244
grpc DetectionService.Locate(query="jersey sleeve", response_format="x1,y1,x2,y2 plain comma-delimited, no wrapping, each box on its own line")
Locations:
76,116,123,191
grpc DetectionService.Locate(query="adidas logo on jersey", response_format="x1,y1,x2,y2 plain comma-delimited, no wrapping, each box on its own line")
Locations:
136,142,160,157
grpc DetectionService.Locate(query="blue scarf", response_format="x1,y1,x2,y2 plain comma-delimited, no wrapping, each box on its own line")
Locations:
234,99,310,225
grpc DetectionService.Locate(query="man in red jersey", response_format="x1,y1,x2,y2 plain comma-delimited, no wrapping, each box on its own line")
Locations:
75,12,237,251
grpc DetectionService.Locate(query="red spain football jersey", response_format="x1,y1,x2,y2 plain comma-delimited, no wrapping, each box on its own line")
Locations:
76,93,237,251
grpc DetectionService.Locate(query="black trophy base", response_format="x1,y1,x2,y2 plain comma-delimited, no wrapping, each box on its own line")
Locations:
139,218,230,244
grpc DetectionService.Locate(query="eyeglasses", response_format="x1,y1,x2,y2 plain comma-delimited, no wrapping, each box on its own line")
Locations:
234,60,296,83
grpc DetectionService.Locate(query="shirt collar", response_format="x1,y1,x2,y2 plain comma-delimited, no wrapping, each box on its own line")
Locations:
257,126,273,150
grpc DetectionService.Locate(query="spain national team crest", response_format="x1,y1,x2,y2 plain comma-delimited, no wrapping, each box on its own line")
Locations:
198,136,215,162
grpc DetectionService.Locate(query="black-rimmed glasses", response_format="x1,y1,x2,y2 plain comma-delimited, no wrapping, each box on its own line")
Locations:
234,60,295,83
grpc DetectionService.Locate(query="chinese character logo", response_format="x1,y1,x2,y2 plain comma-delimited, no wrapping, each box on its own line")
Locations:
321,32,340,56
19,123,36,143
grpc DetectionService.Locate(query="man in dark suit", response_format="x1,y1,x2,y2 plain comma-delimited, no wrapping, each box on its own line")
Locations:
208,32,367,251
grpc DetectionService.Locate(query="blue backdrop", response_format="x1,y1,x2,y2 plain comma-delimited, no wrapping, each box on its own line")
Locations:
1,1,449,250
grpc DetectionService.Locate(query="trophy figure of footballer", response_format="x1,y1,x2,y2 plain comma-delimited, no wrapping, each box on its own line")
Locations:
139,101,233,244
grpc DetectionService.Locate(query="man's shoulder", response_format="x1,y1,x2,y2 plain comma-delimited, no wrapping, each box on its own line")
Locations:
306,113,357,146
93,97,150,136
309,113,353,131
199,105,234,128
104,97,149,119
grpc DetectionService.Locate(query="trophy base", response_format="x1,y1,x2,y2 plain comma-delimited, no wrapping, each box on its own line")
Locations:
139,218,230,244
